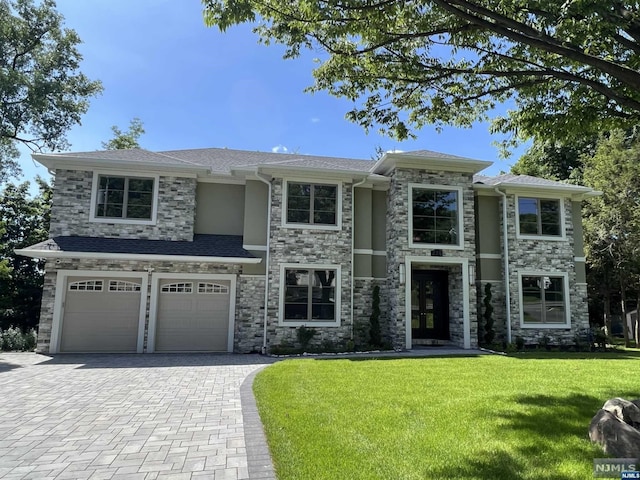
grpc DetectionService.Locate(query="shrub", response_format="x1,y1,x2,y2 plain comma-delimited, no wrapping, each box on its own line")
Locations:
515,336,525,351
0,326,37,351
296,325,317,351
482,283,495,345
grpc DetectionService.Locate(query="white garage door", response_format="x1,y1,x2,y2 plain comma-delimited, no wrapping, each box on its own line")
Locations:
60,277,143,352
155,279,231,352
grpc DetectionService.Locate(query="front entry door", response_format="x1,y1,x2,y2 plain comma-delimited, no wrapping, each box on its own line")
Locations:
411,270,449,340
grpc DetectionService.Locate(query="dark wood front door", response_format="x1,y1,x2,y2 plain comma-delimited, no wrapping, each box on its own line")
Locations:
411,270,449,340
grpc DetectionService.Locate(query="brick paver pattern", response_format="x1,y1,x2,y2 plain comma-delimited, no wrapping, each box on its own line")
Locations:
0,353,275,480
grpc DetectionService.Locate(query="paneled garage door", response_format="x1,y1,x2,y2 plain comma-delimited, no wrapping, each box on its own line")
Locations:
155,279,231,352
60,277,143,352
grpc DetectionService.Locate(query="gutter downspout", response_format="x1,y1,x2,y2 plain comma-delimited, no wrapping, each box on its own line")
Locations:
255,171,272,355
495,188,512,343
351,177,368,341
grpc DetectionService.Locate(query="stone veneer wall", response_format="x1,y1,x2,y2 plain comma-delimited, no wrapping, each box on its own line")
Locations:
502,195,589,343
49,169,196,241
353,278,388,348
235,275,266,353
264,179,354,351
37,258,240,353
386,168,478,349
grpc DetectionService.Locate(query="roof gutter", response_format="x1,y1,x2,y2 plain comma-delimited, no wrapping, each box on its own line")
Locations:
254,170,273,355
14,249,262,264
494,188,512,343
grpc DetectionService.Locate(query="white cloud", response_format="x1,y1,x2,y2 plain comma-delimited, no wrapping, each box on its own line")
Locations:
272,145,289,153
386,149,405,153
310,117,320,123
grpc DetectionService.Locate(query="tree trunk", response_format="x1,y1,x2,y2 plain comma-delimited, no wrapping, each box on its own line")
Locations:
604,292,612,337
620,280,631,348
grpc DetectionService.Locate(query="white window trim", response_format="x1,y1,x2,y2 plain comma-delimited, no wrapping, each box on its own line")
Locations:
515,195,566,241
51,271,148,354
517,271,571,329
408,183,464,250
278,263,342,327
89,171,159,225
282,178,342,231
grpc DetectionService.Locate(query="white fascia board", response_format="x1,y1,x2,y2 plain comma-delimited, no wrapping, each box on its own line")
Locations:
197,174,246,185
32,154,208,175
233,165,369,181
15,249,262,264
373,154,493,175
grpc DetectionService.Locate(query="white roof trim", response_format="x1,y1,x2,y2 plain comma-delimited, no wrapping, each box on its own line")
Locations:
32,154,209,174
15,248,262,264
373,152,492,175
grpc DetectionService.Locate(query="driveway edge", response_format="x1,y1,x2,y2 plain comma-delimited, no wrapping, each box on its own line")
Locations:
240,365,277,479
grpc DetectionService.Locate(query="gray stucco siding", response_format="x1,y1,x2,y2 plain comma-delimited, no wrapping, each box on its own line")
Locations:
195,183,245,236
242,180,269,246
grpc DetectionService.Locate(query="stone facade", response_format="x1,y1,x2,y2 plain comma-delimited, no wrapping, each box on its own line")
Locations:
235,275,266,353
353,278,388,348
385,168,478,349
264,178,354,351
49,169,196,241
500,194,589,344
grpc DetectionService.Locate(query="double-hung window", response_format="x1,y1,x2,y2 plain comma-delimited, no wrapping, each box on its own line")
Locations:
282,266,340,325
518,197,562,237
93,174,155,221
410,184,463,248
520,274,569,326
286,182,338,227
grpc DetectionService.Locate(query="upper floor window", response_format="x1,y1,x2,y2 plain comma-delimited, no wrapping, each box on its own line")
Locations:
518,198,562,237
410,184,463,249
90,172,158,224
285,182,338,227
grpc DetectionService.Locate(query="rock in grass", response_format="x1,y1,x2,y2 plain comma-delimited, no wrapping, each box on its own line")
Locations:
589,400,640,457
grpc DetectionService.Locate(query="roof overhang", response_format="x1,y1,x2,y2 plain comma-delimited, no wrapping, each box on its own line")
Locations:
473,182,601,200
15,248,262,264
33,153,210,175
372,152,493,175
231,165,377,182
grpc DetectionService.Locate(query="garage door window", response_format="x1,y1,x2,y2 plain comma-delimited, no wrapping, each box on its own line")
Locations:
109,280,142,292
198,282,229,294
69,280,103,292
161,282,193,293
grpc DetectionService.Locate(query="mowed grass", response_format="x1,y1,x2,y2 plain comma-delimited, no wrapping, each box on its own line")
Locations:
253,352,640,480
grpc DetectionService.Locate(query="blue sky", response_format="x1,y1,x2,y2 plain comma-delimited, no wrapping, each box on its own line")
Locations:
18,0,527,186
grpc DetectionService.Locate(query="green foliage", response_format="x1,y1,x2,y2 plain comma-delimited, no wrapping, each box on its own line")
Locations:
254,355,637,479
0,326,37,351
101,117,145,150
204,1,640,151
515,336,525,351
482,283,495,345
296,325,316,350
369,284,381,347
0,0,102,182
0,178,51,329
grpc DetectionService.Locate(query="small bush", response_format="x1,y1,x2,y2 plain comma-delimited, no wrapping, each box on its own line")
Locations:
296,325,317,350
482,283,495,345
515,336,525,351
369,285,382,347
0,326,37,351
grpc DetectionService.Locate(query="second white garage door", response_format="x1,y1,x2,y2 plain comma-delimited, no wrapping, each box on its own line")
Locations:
155,279,231,352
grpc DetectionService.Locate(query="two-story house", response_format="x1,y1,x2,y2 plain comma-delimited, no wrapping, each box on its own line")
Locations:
17,148,598,354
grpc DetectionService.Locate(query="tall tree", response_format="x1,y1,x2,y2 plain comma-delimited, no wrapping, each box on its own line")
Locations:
0,0,102,182
204,1,640,149
582,130,640,347
0,178,51,330
101,117,145,150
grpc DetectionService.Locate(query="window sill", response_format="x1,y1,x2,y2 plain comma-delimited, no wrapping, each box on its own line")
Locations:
520,323,571,329
516,234,566,242
279,320,340,327
282,222,341,231
409,242,464,250
90,217,156,226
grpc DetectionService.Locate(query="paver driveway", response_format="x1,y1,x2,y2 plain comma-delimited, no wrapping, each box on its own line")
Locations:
0,353,276,480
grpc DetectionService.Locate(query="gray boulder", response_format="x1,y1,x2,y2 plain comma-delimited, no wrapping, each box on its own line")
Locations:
590,400,640,457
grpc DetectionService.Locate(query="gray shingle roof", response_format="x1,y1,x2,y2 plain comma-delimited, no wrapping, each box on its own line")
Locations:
397,149,484,162
22,235,255,259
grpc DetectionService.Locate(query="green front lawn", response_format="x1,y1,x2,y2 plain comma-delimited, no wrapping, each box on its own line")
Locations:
254,352,640,480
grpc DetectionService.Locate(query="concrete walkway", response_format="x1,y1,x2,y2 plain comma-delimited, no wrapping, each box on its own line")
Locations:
0,353,276,480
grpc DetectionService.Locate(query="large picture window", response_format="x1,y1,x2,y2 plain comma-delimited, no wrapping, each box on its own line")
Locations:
521,275,568,325
283,268,338,324
518,198,561,236
286,182,337,226
411,186,461,246
95,175,155,220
